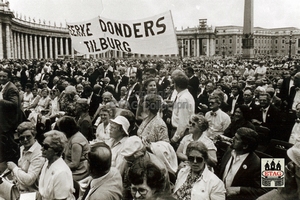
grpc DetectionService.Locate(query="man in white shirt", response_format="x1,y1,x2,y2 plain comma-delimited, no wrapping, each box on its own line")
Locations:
170,70,195,149
205,95,231,140
254,61,267,79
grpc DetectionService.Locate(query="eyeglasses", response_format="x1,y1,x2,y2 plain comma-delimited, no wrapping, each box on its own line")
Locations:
19,135,33,141
131,187,148,197
42,143,53,150
188,156,204,163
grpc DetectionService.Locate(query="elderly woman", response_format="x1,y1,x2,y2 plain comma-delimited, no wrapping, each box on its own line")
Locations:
95,105,111,142
176,114,217,167
22,83,34,111
128,157,171,200
137,94,169,143
75,98,94,141
120,136,172,199
92,91,116,121
56,116,90,181
6,122,45,192
107,116,130,172
38,130,75,200
35,88,51,113
136,78,158,123
174,141,226,200
59,85,79,117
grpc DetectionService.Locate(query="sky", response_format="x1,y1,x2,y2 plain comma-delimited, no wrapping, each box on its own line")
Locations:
8,0,300,30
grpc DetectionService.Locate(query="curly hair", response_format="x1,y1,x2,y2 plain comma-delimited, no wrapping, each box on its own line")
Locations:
44,130,68,156
17,121,37,137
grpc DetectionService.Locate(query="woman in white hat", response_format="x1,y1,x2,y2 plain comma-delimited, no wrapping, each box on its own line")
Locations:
106,116,130,172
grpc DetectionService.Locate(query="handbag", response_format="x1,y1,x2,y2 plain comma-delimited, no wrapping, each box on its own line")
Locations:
0,176,20,200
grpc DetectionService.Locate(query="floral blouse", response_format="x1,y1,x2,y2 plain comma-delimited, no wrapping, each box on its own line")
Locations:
175,170,201,200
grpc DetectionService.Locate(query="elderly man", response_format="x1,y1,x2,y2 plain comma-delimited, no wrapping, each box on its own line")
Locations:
170,70,195,149
219,127,268,200
251,93,282,140
80,142,123,200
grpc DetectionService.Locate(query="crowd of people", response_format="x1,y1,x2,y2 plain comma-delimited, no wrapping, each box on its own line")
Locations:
0,56,300,199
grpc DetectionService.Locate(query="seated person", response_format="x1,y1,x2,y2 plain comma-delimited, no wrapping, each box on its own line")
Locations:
176,114,217,168
128,156,171,199
174,141,226,200
7,122,46,192
79,142,123,200
218,127,268,200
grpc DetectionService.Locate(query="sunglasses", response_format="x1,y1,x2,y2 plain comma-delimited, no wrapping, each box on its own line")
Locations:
42,143,53,150
188,156,204,163
131,187,148,196
189,121,197,127
19,135,33,141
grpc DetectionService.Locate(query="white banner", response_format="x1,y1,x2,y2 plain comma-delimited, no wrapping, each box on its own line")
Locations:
67,11,178,55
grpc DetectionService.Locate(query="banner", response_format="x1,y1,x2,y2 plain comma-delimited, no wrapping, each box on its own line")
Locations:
67,11,178,55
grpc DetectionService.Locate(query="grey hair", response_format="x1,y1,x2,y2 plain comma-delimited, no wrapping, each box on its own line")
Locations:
44,130,68,156
17,121,37,137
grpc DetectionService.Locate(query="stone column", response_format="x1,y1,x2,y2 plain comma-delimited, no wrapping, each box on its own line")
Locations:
193,38,197,57
181,39,184,58
242,0,254,59
65,38,69,55
54,37,57,59
70,40,74,58
13,32,17,59
17,33,21,59
34,35,38,59
196,38,200,57
44,36,48,59
6,24,11,59
20,33,25,59
187,39,190,57
39,36,43,59
60,38,64,56
49,37,53,59
0,22,3,59
29,35,33,59
25,34,29,59
209,37,215,57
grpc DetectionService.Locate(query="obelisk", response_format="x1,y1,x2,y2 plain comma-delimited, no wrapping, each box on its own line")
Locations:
242,0,254,59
